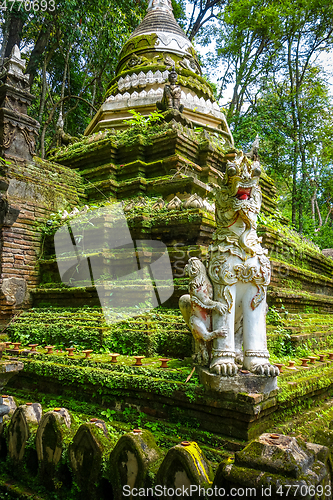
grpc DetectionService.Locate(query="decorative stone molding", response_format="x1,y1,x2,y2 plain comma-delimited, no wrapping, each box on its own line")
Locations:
166,195,182,210
106,86,221,118
122,196,213,214
211,349,236,358
183,194,203,209
114,71,217,108
117,70,169,91
245,350,270,358
156,32,192,51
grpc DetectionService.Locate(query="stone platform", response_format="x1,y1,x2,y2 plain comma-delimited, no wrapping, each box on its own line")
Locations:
6,354,279,441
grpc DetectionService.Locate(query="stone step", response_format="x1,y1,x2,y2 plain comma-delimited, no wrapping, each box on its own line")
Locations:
270,259,333,297
31,283,333,314
289,331,333,347
3,307,191,357
260,228,333,279
268,287,333,313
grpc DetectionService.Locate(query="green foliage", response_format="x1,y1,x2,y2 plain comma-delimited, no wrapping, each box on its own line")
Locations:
267,305,293,358
123,109,165,130
267,326,293,357
199,0,333,240
277,363,333,404
266,306,283,326
17,356,200,404
116,109,169,146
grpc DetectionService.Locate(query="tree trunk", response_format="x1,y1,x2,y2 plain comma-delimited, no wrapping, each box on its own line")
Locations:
4,13,25,58
311,192,316,221
0,17,10,67
26,24,51,86
291,143,298,228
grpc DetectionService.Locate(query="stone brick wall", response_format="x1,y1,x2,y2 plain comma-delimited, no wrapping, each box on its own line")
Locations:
0,157,83,324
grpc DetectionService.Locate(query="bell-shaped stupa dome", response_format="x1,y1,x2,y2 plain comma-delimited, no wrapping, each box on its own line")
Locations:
85,0,233,147
117,0,200,75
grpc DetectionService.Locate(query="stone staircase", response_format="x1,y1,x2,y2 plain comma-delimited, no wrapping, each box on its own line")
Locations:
3,307,192,358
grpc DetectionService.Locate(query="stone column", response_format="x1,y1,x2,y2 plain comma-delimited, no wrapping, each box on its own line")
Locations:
0,44,39,162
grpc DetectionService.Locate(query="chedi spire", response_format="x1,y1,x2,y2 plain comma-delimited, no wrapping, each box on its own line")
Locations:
147,0,173,13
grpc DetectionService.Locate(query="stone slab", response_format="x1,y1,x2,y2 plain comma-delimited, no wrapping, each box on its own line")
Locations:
198,367,278,394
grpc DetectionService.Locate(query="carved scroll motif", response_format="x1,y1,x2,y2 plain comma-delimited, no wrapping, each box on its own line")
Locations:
21,127,36,156
3,122,15,149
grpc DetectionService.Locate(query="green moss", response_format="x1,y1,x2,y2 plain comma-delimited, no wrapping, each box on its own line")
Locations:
6,307,192,357
118,33,159,61
12,357,202,406
277,364,333,403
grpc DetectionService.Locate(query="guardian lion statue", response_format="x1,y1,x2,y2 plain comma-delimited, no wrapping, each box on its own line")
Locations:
180,152,278,378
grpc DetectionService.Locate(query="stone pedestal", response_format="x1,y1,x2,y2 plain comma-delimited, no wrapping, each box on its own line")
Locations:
198,367,278,394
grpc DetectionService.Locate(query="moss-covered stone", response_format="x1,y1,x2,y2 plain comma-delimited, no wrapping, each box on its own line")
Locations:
68,422,110,499
108,429,162,499
155,441,213,499
214,434,331,500
35,408,74,490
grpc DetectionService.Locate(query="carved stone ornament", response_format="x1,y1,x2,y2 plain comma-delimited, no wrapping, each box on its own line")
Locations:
151,197,165,210
126,54,146,70
179,56,200,75
3,122,15,149
166,195,182,210
21,127,36,156
1,117,38,158
179,152,279,381
183,194,203,209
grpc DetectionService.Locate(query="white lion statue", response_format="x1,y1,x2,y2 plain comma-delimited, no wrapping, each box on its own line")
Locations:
180,152,278,378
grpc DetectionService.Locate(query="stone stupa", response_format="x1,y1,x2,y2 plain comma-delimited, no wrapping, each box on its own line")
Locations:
85,0,233,145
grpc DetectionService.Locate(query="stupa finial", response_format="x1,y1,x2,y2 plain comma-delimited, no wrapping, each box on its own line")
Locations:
147,0,173,13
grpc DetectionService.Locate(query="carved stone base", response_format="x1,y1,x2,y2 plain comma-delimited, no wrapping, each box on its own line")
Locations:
198,367,278,394
162,108,193,128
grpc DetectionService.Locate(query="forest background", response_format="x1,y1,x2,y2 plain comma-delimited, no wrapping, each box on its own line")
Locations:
1,0,333,248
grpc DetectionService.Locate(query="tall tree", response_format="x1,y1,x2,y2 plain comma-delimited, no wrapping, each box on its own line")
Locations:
1,0,150,155
203,0,333,233
232,65,333,242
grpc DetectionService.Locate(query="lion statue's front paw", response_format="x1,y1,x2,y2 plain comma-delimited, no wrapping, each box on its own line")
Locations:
210,361,238,376
252,363,279,377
